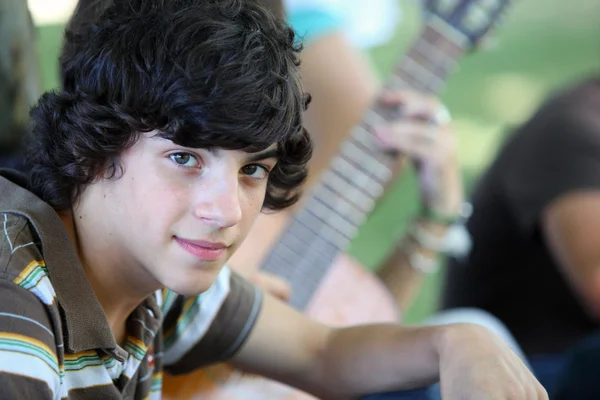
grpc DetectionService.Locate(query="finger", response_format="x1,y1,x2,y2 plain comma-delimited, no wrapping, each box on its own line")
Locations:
373,122,433,156
250,272,292,302
374,121,451,153
520,367,546,400
270,285,292,302
378,90,444,121
536,384,549,400
383,133,444,162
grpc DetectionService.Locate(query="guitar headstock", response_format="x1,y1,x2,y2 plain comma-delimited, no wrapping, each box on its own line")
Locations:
422,0,512,49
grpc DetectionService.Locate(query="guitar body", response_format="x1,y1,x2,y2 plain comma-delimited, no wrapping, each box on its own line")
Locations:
162,214,400,400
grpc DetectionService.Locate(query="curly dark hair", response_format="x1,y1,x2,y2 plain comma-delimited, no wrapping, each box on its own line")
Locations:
26,0,312,212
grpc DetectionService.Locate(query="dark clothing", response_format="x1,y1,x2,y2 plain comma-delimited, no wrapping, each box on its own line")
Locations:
552,330,600,399
441,79,600,356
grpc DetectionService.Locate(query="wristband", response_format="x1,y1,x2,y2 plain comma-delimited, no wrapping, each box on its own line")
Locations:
419,205,459,226
398,236,441,274
408,223,447,253
408,251,440,274
419,202,473,226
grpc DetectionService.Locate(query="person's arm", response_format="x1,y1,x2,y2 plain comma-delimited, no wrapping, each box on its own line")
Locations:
295,31,380,189
542,192,600,319
230,292,546,399
368,91,464,310
377,217,464,311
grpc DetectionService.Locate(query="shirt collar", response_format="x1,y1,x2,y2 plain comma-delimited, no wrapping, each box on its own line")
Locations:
0,169,118,353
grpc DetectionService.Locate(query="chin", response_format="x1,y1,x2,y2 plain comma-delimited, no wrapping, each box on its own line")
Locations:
164,282,212,297
162,271,220,297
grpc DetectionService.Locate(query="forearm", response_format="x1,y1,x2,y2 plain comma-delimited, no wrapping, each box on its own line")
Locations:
542,194,600,320
232,290,539,400
377,241,430,312
378,218,452,310
314,323,449,399
231,292,442,399
298,32,380,189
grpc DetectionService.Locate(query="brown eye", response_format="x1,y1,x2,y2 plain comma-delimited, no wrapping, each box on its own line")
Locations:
169,153,199,167
241,164,269,179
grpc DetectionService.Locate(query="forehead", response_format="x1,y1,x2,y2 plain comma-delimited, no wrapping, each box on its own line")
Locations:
208,143,279,158
144,134,278,159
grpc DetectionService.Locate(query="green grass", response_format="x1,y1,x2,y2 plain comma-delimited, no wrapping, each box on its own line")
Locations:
34,0,599,323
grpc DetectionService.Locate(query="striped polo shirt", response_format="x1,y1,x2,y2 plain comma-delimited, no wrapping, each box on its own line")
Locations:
0,169,263,399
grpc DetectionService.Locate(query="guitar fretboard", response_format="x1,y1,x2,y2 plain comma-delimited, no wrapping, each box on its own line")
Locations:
261,15,468,310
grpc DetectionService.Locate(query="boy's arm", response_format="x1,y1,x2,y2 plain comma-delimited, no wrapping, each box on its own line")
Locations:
231,293,547,400
0,281,59,399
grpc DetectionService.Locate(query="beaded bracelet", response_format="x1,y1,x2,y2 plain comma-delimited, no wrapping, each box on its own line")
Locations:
398,234,441,274
419,202,473,226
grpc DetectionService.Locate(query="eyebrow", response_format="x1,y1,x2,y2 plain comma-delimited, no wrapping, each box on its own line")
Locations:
245,148,279,162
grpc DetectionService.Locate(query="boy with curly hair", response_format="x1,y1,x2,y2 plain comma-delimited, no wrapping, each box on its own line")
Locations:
0,1,544,399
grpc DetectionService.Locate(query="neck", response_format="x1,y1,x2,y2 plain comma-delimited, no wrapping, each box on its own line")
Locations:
59,209,157,346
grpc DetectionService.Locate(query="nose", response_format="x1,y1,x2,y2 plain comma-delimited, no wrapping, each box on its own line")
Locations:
192,172,243,229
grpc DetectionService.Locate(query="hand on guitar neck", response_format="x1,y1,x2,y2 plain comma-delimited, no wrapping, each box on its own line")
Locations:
371,90,466,309
248,89,464,309
373,89,464,221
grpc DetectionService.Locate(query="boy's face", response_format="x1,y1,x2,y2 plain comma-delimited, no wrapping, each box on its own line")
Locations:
81,132,278,296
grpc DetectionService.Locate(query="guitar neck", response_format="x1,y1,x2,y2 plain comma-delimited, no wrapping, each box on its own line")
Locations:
261,15,468,310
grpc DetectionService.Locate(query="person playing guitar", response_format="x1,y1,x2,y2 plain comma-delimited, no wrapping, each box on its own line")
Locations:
235,0,465,310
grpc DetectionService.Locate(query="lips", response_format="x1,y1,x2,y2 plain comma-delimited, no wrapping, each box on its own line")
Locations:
174,237,228,261
178,238,227,249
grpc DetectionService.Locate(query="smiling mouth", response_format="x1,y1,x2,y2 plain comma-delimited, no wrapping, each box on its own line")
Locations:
174,237,228,261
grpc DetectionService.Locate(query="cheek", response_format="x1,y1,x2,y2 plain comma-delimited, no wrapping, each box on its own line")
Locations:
240,188,266,227
116,169,191,232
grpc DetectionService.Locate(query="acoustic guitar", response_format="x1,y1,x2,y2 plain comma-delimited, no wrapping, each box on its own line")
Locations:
162,0,511,398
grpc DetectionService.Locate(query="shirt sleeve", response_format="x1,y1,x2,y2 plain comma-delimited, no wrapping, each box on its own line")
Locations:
284,0,401,49
500,101,600,236
286,5,344,46
0,280,60,399
162,266,263,374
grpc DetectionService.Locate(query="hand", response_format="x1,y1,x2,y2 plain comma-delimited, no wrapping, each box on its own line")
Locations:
249,271,292,302
373,90,464,221
438,324,548,400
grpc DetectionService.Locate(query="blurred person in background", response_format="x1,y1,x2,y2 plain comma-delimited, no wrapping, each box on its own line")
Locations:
440,76,600,394
235,0,466,308
0,0,40,169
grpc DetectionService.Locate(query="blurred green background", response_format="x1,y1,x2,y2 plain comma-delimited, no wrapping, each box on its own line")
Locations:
33,0,599,323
